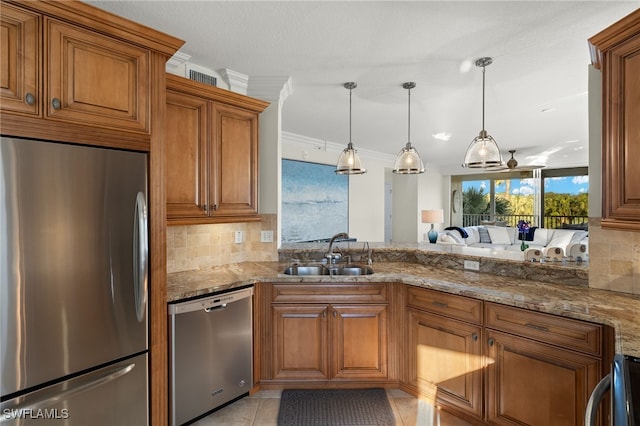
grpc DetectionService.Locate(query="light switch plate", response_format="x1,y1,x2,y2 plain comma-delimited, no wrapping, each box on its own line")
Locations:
260,230,273,243
234,231,243,244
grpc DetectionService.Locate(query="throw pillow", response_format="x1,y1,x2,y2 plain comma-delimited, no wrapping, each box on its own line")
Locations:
478,226,492,244
547,230,576,252
487,226,512,245
464,227,480,245
445,231,464,244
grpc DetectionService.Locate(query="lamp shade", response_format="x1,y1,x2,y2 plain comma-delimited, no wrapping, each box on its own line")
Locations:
421,209,444,224
393,143,425,174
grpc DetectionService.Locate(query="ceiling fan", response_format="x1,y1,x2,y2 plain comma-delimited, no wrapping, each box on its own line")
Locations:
498,149,546,172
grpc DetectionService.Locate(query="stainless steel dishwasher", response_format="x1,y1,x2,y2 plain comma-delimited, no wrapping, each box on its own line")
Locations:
169,286,253,426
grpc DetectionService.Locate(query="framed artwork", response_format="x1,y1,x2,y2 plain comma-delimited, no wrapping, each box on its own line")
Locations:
281,159,348,242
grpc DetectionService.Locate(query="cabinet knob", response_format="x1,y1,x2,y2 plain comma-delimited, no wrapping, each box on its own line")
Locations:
212,204,218,211
322,310,327,318
51,98,61,110
488,338,494,347
25,93,35,106
472,333,478,342
203,204,208,213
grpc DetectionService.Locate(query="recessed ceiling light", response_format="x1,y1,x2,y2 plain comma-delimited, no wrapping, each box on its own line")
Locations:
432,132,451,141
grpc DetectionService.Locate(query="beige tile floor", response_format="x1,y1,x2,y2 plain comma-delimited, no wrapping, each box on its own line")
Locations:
192,388,473,426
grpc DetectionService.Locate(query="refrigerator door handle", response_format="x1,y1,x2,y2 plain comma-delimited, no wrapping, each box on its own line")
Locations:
585,373,611,426
133,191,148,323
2,363,136,419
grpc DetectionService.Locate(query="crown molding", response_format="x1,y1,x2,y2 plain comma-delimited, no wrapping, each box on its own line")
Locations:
248,76,293,106
282,131,396,164
218,68,249,95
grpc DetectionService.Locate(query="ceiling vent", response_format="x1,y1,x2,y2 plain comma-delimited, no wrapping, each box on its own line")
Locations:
188,69,217,87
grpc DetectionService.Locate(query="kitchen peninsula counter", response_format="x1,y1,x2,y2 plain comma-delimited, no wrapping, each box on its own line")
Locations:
167,258,640,357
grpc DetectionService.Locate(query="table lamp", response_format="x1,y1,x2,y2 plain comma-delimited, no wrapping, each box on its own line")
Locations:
421,209,444,243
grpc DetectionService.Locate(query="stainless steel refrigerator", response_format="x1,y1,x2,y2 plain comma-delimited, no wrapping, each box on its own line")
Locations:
0,136,149,425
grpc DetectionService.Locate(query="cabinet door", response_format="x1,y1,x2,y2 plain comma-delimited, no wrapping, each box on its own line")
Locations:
210,103,259,217
0,3,40,115
272,304,329,380
331,304,388,380
485,329,600,426
406,308,483,418
46,18,149,133
165,90,209,219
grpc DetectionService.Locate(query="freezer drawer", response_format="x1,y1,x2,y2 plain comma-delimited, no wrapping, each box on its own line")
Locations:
169,287,253,426
0,353,148,426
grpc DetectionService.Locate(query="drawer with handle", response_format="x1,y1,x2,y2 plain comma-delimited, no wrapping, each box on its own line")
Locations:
485,302,602,356
406,287,482,324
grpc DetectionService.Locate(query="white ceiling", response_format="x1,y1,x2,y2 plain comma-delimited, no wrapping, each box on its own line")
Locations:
88,1,638,175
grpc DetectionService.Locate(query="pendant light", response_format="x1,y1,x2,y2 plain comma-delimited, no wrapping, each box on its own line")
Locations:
393,82,425,174
335,82,366,175
462,57,503,169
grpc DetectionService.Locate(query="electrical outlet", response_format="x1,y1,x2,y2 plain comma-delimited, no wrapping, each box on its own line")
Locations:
260,230,273,243
234,231,243,244
464,260,480,271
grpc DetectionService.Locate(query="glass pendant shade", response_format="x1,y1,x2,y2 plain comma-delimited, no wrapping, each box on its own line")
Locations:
336,142,366,174
335,82,366,175
462,130,503,168
463,57,503,169
393,82,424,174
393,142,425,174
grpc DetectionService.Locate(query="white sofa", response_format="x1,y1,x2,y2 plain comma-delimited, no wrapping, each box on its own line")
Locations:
437,225,589,260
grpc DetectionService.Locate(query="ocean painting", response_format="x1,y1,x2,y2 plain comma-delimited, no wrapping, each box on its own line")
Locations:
281,159,349,242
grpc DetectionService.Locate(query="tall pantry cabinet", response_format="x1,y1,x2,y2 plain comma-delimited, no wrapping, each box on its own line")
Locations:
589,8,640,231
1,1,184,424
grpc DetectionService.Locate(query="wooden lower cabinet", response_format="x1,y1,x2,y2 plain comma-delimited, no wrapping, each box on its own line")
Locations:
271,303,388,382
485,329,601,426
406,308,483,418
403,287,609,426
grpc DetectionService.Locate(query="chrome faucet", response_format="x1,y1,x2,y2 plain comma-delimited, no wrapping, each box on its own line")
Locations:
325,232,349,264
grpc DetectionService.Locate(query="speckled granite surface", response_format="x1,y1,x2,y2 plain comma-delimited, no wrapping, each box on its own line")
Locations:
167,258,640,357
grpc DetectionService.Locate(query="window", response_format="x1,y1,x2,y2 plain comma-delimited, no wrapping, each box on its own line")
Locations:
456,167,588,229
281,159,349,242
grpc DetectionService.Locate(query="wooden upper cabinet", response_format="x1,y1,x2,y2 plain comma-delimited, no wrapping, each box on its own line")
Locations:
45,18,149,133
211,103,259,217
589,9,640,231
0,0,183,151
1,3,40,116
165,74,269,224
165,90,208,219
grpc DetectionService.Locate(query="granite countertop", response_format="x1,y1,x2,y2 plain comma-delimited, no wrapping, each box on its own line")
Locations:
167,260,640,357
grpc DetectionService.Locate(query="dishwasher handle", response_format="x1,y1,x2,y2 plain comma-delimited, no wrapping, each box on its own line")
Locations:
204,303,227,312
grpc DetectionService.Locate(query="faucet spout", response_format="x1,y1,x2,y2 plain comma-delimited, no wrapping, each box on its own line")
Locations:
325,232,349,264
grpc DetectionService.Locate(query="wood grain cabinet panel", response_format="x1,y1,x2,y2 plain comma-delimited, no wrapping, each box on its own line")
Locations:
261,283,390,386
272,304,329,380
165,74,268,224
406,308,483,418
0,3,40,116
46,19,149,133
165,90,208,219
589,9,640,230
331,304,388,380
1,3,151,135
485,329,601,426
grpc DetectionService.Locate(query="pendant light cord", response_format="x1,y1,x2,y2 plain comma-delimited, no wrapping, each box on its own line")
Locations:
349,86,352,145
407,87,411,144
481,64,486,132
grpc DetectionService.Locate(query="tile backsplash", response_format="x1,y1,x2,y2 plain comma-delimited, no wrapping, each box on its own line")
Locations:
167,214,278,273
588,217,640,295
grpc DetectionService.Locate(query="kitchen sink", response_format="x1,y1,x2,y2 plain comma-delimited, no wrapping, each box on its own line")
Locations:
283,264,374,276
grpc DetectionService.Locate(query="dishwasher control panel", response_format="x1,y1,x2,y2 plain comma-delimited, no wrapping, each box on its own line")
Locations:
168,287,253,315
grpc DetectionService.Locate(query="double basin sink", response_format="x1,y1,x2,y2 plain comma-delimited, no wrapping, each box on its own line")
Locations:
283,264,374,276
